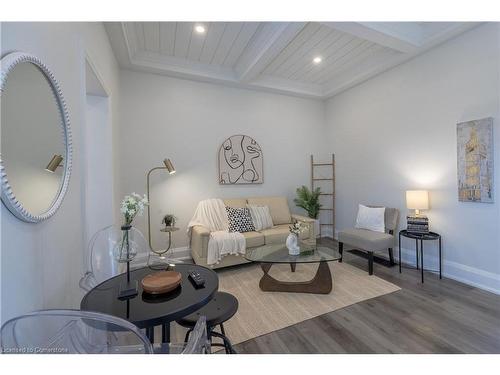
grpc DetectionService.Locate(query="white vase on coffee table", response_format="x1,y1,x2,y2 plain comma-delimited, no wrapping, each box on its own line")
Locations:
286,233,300,255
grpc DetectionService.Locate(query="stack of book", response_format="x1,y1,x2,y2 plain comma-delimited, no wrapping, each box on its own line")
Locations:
407,215,429,234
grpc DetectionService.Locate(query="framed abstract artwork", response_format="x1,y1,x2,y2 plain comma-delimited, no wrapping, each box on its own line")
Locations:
218,135,263,185
457,117,494,203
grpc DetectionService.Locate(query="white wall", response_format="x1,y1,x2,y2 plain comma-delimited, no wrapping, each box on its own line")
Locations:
2,21,499,325
0,22,120,323
325,23,500,293
84,95,114,248
117,70,327,250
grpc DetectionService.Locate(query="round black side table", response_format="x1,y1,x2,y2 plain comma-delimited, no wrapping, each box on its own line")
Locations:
399,230,442,283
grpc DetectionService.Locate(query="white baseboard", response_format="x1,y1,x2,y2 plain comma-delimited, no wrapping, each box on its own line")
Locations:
168,246,192,260
334,230,500,295
397,246,500,295
178,235,500,295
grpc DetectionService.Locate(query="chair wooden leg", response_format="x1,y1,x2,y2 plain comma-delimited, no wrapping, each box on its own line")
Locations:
388,248,395,266
339,242,343,263
368,251,374,275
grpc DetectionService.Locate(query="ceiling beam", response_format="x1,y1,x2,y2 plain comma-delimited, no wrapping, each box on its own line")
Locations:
105,22,482,100
104,22,133,66
322,22,481,98
322,51,410,98
250,75,324,98
131,50,237,83
234,22,306,82
322,22,421,53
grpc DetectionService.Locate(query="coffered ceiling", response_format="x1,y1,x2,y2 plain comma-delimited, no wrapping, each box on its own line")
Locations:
105,22,479,99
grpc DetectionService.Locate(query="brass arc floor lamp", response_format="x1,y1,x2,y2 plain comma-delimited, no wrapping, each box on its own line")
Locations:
146,158,175,258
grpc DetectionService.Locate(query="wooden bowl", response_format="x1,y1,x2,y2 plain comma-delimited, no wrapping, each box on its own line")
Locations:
141,271,182,295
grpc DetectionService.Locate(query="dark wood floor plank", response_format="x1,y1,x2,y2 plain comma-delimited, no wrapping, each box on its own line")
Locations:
344,296,463,353
231,238,500,354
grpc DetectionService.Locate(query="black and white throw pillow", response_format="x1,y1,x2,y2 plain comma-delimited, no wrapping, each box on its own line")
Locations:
226,206,255,233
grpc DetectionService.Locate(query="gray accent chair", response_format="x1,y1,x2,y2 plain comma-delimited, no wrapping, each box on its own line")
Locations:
338,207,399,275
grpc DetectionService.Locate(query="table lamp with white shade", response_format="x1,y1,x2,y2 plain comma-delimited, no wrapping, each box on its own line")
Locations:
406,190,429,216
406,190,430,234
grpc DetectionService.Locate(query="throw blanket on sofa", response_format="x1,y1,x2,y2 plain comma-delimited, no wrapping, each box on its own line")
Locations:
187,198,245,265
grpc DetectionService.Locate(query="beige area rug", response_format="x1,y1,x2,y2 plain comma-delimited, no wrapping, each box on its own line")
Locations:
172,261,400,347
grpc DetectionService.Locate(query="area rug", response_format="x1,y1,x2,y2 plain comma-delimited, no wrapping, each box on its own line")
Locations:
204,261,400,346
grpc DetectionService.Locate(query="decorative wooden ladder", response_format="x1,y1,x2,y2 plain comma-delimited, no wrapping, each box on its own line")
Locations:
311,154,335,238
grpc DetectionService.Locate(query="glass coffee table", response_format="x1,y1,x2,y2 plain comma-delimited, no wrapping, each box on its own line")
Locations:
244,241,341,294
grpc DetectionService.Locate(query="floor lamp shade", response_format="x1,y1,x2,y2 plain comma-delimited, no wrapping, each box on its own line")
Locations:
45,154,63,172
163,159,175,174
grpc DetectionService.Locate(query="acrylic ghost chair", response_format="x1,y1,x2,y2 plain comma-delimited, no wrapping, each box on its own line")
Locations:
79,225,152,292
79,225,183,292
0,309,210,354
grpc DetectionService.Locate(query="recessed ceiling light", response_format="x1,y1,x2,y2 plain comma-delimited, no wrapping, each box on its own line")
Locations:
313,56,322,64
195,25,206,34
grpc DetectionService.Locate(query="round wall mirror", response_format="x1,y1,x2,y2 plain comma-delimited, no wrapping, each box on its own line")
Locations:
0,52,72,223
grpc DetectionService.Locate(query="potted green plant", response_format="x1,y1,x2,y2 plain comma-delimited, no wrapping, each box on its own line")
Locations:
162,214,177,228
293,185,322,237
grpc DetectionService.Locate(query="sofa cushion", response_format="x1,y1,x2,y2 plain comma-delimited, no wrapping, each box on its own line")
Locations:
338,228,394,252
247,197,291,225
247,204,274,231
259,225,290,244
355,204,385,233
243,231,265,248
223,198,248,208
226,207,255,233
258,224,309,244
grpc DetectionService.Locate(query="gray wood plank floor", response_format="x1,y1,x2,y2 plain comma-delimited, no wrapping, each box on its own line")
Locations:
231,238,500,354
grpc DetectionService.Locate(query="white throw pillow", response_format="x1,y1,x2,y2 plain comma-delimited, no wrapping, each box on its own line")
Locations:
247,205,274,231
355,204,386,233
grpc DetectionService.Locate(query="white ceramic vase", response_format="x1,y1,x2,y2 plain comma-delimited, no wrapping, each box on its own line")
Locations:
286,233,300,255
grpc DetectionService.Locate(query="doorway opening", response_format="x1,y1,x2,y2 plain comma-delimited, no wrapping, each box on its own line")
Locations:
83,58,113,257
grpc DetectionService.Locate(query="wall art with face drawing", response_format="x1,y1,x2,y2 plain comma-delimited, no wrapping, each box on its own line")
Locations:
218,135,263,184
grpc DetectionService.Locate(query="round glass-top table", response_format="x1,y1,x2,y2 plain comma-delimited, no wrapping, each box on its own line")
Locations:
245,242,341,294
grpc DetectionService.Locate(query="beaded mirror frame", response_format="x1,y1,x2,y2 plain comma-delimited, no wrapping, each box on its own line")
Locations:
0,52,73,223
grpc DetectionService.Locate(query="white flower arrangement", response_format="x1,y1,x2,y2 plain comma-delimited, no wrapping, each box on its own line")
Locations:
120,192,149,226
289,221,306,236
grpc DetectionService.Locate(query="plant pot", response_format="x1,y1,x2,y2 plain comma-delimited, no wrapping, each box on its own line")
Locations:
286,233,300,255
314,219,320,238
162,215,176,228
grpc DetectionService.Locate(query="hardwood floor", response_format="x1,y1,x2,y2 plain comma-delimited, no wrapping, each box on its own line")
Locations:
232,238,500,354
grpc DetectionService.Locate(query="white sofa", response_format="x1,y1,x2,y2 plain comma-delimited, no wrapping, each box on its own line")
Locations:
190,196,315,269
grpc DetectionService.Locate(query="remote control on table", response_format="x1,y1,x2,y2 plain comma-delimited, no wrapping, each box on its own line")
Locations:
188,269,205,288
